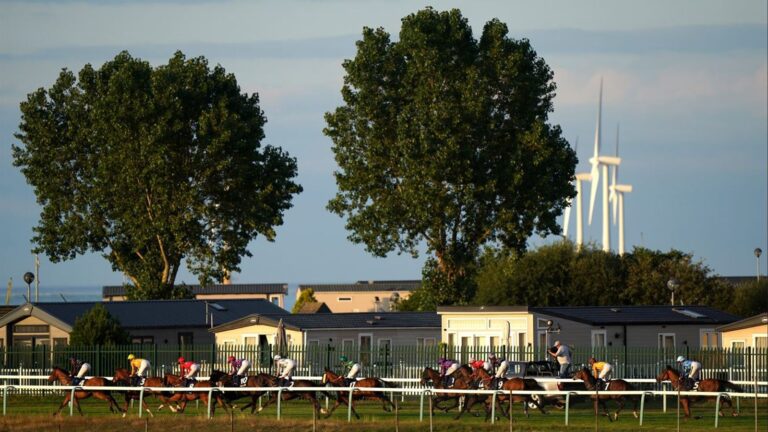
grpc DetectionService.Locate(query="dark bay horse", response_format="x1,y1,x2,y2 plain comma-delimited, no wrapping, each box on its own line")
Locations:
112,368,173,416
656,366,741,419
163,373,228,416
250,373,323,416
573,368,638,421
209,370,270,414
321,368,395,419
48,367,124,416
420,366,479,415
461,367,547,421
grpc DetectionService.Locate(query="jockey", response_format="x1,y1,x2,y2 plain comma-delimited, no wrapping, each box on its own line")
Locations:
676,356,702,388
227,355,251,387
438,357,459,387
178,357,200,387
274,355,296,387
68,356,91,386
127,354,151,386
492,355,510,389
588,357,613,390
470,359,493,387
339,355,361,386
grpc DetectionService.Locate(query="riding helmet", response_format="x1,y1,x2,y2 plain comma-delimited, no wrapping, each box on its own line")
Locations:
227,355,236,362
676,355,685,362
127,354,135,360
178,356,185,363
274,355,281,361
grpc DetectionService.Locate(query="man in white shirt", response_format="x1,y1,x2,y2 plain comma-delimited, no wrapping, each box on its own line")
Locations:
548,340,572,378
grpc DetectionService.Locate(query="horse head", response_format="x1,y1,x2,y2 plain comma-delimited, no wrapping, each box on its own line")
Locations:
48,367,65,384
656,366,677,383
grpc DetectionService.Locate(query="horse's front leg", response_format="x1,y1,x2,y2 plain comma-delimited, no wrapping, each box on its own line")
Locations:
54,393,71,416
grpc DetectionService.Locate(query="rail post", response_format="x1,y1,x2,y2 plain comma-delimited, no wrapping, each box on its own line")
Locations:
491,390,501,424
69,386,78,416
640,391,653,425
428,390,433,432
394,392,399,432
207,387,214,419
508,389,514,432
565,392,575,425
2,386,9,415
276,387,284,420
714,392,727,428
346,386,357,422
138,386,146,418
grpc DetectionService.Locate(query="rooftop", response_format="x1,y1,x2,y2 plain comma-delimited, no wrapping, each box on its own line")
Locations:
531,305,740,325
298,280,420,293
716,312,768,332
211,311,440,332
103,283,288,297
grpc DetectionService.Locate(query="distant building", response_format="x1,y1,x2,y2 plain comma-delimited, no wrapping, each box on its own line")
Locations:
102,283,288,308
438,305,741,353
0,299,288,348
297,280,419,313
718,312,768,349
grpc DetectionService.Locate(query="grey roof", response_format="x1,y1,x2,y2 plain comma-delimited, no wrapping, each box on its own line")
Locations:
299,280,420,292
103,283,287,297
211,311,440,332
717,313,768,332
437,306,530,313
531,305,741,326
32,299,288,329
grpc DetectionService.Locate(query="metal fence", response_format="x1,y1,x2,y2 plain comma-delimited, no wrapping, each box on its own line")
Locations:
1,344,765,382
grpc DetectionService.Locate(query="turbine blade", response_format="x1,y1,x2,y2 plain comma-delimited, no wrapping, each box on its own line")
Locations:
592,78,603,159
563,200,572,238
588,163,599,224
611,166,618,224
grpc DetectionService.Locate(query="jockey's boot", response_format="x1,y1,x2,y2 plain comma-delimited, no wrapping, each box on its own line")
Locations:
71,376,80,386
596,379,605,391
130,375,139,387
232,375,241,387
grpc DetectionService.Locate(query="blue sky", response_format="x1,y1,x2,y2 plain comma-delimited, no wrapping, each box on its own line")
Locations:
0,0,766,301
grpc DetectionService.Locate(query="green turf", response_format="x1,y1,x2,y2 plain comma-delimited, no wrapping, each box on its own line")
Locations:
0,392,765,431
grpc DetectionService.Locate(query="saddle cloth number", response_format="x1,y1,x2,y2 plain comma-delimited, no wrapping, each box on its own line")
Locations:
240,376,248,386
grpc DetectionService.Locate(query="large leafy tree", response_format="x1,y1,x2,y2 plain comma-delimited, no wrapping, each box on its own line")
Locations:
13,51,302,299
69,304,130,346
324,8,576,305
291,288,319,313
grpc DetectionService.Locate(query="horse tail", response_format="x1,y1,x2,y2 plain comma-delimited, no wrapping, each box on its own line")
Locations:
721,380,743,393
379,378,398,388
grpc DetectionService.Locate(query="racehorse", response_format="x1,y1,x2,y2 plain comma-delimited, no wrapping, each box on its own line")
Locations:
48,367,124,416
460,367,547,421
420,366,480,415
573,368,638,421
656,366,741,419
112,368,174,416
209,370,270,414
250,373,323,416
321,368,396,419
163,373,228,416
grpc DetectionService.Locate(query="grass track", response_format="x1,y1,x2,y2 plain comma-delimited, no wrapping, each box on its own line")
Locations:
0,393,765,431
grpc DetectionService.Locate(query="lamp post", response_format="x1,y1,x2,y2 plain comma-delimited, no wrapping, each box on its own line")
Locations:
23,272,34,303
755,248,762,283
667,278,678,306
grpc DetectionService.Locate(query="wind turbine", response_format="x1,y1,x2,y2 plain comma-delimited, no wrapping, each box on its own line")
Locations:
609,125,633,255
562,138,592,249
588,78,620,252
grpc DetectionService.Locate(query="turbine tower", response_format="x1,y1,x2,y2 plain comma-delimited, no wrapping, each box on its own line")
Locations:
588,79,621,252
562,137,592,249
609,124,633,255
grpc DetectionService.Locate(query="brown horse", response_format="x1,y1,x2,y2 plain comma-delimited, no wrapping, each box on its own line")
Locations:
112,368,176,416
461,367,547,421
420,366,481,415
656,366,741,419
251,373,323,416
209,370,271,414
573,368,638,421
48,367,124,416
163,373,228,416
321,368,396,419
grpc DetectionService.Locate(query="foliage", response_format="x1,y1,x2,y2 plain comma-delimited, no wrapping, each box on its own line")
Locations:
473,241,734,309
729,280,768,317
13,51,302,299
399,258,477,311
324,8,576,306
291,288,319,313
69,304,130,346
